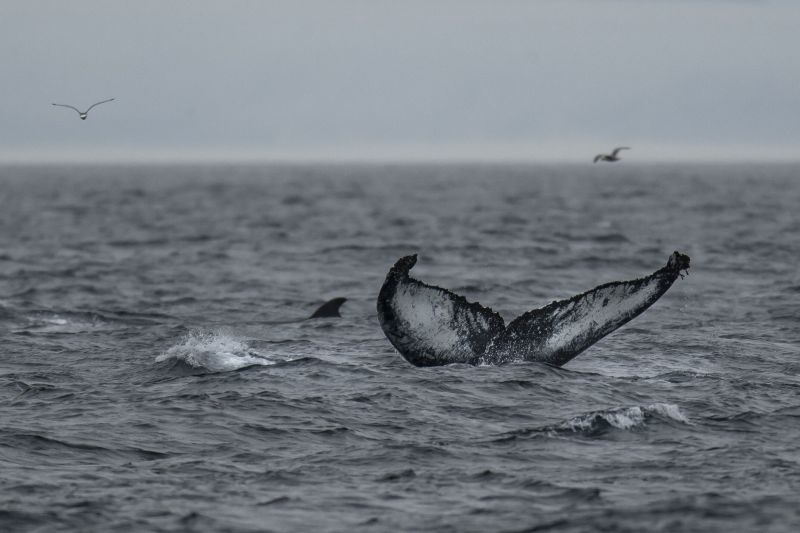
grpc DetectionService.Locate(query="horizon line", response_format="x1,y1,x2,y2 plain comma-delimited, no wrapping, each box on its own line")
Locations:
2,156,799,166
1,143,798,165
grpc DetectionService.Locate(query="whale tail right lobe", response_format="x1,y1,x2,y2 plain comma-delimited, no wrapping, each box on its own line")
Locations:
485,251,690,366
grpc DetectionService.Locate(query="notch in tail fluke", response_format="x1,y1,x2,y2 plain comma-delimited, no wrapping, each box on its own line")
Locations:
308,297,348,319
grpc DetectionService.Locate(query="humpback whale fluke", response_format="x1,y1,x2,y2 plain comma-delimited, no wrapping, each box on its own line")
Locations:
377,252,689,367
308,297,347,319
52,98,115,120
593,146,630,163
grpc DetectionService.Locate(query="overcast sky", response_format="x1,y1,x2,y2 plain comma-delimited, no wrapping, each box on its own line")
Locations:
1,0,799,162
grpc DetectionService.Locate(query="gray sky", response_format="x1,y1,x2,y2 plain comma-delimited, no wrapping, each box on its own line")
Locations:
2,0,799,162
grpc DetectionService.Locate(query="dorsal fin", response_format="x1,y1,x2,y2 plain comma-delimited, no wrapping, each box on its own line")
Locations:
308,297,347,319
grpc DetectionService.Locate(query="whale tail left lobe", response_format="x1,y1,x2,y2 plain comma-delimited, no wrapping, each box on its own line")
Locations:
377,255,505,366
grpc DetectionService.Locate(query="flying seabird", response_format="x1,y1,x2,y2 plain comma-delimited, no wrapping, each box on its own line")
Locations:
593,146,630,163
51,98,115,120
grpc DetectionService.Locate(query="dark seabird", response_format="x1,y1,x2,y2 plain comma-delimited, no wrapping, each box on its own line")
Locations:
52,98,115,120
593,146,630,163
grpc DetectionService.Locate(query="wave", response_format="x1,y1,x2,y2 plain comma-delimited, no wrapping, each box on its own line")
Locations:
0,432,167,463
4,308,167,333
18,310,111,332
156,330,281,372
549,403,690,435
495,403,690,442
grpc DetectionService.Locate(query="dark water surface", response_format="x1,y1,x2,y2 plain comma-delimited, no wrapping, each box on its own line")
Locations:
1,163,798,532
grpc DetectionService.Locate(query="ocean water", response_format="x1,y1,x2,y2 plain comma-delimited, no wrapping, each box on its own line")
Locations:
0,162,798,532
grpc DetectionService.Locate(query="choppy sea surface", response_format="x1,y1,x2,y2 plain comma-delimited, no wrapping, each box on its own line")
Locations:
1,162,799,532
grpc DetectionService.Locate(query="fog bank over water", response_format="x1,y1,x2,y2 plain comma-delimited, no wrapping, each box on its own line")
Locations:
2,1,799,162
3,143,800,165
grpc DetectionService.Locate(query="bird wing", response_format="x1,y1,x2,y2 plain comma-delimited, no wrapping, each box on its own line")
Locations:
611,147,630,157
593,154,603,163
85,98,115,113
51,103,82,115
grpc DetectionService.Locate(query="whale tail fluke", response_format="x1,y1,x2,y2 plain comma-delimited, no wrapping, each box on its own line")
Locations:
377,252,690,367
308,297,348,319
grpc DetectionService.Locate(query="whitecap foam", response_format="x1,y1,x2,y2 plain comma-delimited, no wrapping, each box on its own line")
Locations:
646,402,690,424
156,330,279,372
38,316,70,326
556,403,689,433
22,311,108,332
